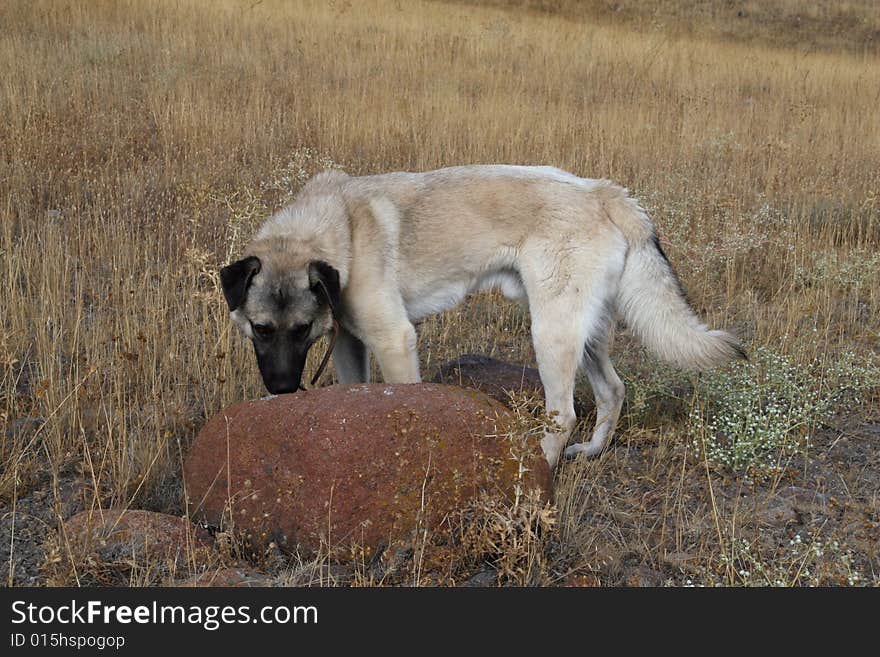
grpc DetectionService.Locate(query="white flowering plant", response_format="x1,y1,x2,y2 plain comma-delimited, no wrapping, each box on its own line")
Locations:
688,345,879,477
687,534,866,587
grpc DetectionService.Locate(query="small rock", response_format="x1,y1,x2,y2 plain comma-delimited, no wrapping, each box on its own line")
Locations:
622,566,663,587
179,567,269,587
58,509,213,568
368,544,414,581
462,568,499,587
319,563,354,585
758,498,798,526
776,486,831,516
663,551,697,571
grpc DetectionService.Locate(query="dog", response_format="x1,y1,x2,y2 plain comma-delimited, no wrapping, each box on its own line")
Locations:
220,165,745,467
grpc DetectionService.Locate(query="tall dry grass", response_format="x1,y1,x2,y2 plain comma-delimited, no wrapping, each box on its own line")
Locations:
1,0,878,585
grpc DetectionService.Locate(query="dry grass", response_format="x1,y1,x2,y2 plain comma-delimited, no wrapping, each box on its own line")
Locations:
1,0,878,586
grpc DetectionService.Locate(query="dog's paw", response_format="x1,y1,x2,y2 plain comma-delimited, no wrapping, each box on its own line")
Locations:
540,434,565,470
564,441,605,459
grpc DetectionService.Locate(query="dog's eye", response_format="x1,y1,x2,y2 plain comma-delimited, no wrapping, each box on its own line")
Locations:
290,323,311,340
252,323,275,339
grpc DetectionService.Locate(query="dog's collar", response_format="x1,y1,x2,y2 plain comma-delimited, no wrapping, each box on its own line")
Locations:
301,319,339,389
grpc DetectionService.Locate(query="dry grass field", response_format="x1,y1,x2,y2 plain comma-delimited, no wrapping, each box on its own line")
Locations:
1,0,879,586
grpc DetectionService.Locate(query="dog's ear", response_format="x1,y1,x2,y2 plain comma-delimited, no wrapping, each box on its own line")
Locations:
308,260,341,318
219,256,261,311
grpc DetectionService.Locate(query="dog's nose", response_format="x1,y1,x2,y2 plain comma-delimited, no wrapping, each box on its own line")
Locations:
267,380,298,395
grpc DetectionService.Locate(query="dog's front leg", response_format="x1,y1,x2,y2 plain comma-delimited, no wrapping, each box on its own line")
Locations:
332,324,370,383
369,321,421,383
346,286,420,383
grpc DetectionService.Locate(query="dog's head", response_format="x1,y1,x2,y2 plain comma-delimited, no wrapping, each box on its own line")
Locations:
220,254,341,394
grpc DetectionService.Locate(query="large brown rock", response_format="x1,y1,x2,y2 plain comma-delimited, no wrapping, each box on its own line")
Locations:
184,383,551,556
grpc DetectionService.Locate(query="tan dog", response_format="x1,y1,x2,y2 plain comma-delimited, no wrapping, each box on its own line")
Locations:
221,165,744,467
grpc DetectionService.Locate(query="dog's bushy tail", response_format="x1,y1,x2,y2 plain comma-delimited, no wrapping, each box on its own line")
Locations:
595,182,746,370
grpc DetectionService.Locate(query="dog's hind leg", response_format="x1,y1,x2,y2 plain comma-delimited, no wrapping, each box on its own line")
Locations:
527,289,593,469
522,233,626,467
565,330,625,459
333,324,371,383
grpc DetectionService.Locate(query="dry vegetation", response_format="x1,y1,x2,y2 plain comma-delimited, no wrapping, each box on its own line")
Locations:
1,0,878,586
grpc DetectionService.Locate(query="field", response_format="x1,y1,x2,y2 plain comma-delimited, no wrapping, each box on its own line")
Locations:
1,0,878,586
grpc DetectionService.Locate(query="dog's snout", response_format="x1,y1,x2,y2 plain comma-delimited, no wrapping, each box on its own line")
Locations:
266,379,298,395
252,341,308,396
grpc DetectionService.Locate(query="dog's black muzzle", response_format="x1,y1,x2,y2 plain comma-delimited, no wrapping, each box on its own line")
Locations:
253,338,312,395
